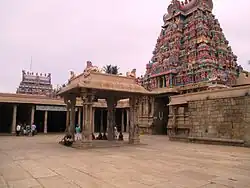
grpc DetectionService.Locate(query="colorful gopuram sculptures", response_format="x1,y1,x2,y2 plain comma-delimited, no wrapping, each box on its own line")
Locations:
141,0,241,93
17,70,54,96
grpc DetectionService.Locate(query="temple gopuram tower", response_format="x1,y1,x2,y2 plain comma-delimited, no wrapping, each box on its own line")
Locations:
143,0,241,94
16,70,53,96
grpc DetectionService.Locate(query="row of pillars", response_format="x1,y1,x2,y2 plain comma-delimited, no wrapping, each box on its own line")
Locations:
10,104,130,135
65,94,140,143
76,108,129,133
11,105,48,134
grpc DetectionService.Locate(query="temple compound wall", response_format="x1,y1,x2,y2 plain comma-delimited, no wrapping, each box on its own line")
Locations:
168,86,250,146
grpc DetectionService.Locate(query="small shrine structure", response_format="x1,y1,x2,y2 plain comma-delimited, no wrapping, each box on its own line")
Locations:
57,62,152,145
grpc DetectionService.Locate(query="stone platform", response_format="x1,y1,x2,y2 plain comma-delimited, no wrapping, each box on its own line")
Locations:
0,134,250,188
71,140,144,149
169,136,246,147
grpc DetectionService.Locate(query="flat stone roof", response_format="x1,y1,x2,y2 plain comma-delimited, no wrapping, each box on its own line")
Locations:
58,72,152,96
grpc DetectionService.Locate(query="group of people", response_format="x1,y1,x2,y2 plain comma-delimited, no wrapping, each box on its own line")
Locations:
16,123,37,136
74,124,124,141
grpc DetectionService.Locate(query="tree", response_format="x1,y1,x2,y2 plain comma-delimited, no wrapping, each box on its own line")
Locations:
103,64,119,75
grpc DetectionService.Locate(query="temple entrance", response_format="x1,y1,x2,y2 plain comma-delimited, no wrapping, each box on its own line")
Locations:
0,103,13,133
17,104,32,125
153,96,169,135
34,111,44,133
47,111,66,132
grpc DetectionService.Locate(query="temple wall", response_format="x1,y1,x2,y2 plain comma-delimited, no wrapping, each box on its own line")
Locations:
188,97,250,144
168,86,250,145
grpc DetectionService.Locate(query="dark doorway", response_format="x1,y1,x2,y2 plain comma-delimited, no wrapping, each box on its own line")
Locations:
34,111,44,133
124,109,128,132
47,111,66,132
153,96,170,135
17,104,32,125
76,110,81,127
0,103,13,133
115,109,122,132
103,110,107,132
94,109,101,132
94,108,108,133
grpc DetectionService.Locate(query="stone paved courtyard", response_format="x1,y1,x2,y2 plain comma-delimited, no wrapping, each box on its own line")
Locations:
0,134,250,188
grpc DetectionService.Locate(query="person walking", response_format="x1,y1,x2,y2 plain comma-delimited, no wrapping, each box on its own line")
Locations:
16,123,21,136
31,123,36,136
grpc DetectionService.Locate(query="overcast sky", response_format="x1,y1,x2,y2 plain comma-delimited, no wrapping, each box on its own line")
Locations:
0,0,249,93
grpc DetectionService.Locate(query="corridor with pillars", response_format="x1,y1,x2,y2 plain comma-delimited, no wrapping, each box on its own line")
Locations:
0,102,130,135
93,108,129,133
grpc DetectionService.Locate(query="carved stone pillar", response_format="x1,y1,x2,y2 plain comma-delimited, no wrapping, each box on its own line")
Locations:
150,97,155,117
107,97,117,141
144,97,149,115
121,109,124,132
78,107,81,126
172,106,179,135
126,109,129,133
30,105,35,126
44,111,48,133
163,76,166,87
66,110,70,128
69,97,76,138
81,93,95,142
100,109,104,132
82,103,88,134
11,104,17,134
139,100,142,116
129,96,140,144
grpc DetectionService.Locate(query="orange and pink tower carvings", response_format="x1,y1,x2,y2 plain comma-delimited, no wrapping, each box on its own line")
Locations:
143,0,241,91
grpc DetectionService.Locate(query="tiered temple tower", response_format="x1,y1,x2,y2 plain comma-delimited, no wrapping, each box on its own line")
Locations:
16,70,53,96
142,0,242,93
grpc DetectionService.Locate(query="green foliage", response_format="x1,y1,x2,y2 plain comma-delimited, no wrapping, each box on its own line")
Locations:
103,64,119,75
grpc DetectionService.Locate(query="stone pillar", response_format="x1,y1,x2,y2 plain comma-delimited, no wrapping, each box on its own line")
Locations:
107,97,117,141
44,111,48,133
92,107,95,133
100,109,104,132
144,97,149,115
170,74,173,88
128,96,140,144
82,104,87,130
150,97,155,117
11,105,17,134
69,97,76,138
81,94,95,143
126,109,129,133
139,100,142,116
30,105,35,126
121,109,124,132
66,109,70,130
78,107,81,126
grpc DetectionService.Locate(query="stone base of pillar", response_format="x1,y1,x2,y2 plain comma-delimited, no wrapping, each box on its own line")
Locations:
139,127,153,135
129,138,140,144
72,140,93,148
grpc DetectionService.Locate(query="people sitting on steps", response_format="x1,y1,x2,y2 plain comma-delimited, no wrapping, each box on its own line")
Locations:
102,132,108,140
118,132,124,141
96,132,103,140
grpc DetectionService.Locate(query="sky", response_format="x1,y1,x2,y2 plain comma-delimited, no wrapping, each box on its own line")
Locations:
0,0,249,93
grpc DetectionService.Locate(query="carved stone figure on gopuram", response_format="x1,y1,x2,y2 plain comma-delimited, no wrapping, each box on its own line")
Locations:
142,0,242,93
